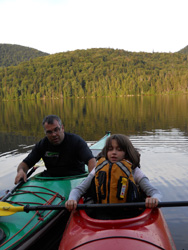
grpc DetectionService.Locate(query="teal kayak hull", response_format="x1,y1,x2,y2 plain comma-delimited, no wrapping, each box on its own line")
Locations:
0,173,88,250
90,132,110,157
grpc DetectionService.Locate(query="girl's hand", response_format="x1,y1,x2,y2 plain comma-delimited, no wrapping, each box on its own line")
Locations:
145,197,158,208
65,200,78,211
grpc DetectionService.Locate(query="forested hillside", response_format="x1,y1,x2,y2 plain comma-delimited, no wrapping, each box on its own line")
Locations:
178,45,188,54
0,48,188,100
0,44,49,67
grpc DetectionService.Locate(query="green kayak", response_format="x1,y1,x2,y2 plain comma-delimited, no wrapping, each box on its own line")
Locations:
0,132,110,250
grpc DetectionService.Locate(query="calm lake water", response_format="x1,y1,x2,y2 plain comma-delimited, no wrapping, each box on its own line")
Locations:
0,95,188,249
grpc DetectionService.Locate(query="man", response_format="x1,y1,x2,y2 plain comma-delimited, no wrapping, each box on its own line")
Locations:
15,115,96,184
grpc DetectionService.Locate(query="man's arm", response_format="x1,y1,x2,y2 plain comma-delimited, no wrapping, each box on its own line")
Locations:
14,162,30,184
87,158,96,172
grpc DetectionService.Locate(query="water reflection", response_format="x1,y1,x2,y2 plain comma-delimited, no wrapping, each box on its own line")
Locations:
0,95,188,142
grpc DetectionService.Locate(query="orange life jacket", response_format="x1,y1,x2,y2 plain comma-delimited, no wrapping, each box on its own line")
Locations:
95,157,139,203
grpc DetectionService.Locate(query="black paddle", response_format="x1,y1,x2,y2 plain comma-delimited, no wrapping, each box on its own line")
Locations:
1,201,188,216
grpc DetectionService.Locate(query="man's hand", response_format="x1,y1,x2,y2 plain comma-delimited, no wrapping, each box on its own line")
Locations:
14,162,29,184
14,169,27,184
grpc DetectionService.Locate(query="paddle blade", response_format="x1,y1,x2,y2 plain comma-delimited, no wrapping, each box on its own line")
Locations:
0,202,24,216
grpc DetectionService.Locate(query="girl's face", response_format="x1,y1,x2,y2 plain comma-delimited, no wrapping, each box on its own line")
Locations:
107,139,125,163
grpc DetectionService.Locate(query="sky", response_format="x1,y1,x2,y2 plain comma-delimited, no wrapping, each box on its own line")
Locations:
0,0,188,54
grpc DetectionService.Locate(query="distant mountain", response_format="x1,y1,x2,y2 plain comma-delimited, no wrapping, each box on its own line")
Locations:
0,44,49,67
178,45,188,54
0,48,188,101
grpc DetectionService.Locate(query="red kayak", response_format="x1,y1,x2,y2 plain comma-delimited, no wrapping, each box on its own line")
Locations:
59,199,176,250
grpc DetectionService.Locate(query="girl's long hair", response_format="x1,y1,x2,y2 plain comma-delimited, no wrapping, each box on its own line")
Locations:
101,134,140,169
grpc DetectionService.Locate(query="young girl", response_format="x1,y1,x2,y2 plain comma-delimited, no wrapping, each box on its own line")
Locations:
65,134,162,212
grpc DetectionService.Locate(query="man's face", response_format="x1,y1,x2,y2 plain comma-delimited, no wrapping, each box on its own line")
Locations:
44,120,65,145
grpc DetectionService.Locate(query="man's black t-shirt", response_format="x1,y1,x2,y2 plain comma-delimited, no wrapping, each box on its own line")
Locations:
23,132,94,177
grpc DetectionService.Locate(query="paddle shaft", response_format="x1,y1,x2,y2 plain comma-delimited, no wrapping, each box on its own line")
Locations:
1,201,188,217
80,201,188,208
22,201,188,212
1,166,37,201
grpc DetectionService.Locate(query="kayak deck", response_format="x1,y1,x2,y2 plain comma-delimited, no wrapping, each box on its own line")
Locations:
59,199,176,250
0,173,88,250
